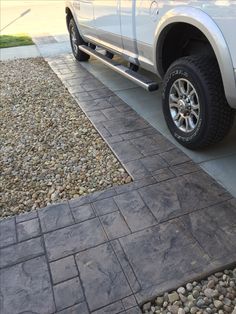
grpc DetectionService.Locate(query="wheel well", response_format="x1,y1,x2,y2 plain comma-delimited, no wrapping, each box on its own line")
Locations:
157,23,217,76
65,7,73,30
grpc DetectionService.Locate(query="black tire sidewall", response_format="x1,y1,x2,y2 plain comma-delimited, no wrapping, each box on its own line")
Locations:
69,19,79,58
162,63,211,148
68,18,89,61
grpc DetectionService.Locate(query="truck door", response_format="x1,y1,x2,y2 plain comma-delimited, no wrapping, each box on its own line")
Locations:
135,0,161,70
120,0,160,69
73,0,95,39
120,0,139,65
93,0,123,54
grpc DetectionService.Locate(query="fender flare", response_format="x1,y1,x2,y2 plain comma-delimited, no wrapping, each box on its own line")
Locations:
154,7,236,108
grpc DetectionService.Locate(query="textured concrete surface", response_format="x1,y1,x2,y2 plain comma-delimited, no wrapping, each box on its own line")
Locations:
0,55,236,314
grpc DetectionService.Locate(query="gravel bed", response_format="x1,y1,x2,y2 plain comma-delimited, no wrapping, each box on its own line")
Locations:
0,58,130,218
142,267,236,314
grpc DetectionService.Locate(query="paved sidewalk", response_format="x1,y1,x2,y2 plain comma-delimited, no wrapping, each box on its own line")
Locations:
32,34,71,57
0,55,236,314
0,44,40,60
0,36,70,61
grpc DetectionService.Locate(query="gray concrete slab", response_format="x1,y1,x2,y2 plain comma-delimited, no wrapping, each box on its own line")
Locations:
0,40,71,62
0,45,40,61
36,41,71,57
201,153,236,197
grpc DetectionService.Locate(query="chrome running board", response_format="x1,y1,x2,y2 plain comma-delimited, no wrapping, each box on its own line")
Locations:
79,45,159,92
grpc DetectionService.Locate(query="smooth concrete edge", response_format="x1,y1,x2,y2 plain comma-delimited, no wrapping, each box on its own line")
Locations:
0,45,41,61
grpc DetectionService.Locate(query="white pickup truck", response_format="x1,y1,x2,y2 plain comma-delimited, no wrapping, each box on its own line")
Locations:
65,0,236,149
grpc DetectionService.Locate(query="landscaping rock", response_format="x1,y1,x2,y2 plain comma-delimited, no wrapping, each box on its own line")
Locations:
155,296,164,306
141,267,236,313
204,289,215,299
192,290,199,299
186,283,193,292
143,302,151,312
168,292,180,303
0,58,129,218
177,287,186,295
213,300,222,309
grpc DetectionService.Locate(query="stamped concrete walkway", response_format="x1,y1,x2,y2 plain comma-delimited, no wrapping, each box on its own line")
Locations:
1,55,236,314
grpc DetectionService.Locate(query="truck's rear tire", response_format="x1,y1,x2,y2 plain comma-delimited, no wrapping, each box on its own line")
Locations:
69,18,90,61
162,55,235,149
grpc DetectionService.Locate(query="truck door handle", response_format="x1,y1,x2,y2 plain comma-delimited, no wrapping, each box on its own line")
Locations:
150,1,159,20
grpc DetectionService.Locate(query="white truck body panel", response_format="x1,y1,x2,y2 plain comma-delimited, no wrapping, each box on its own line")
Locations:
66,0,236,108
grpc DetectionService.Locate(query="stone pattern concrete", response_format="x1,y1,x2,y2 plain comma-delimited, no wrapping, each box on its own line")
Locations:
0,54,236,314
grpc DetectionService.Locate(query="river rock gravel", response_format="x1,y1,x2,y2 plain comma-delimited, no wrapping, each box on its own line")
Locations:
0,58,130,218
142,267,236,314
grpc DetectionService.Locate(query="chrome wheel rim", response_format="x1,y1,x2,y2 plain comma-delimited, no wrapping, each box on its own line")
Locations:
169,78,200,133
71,26,78,54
